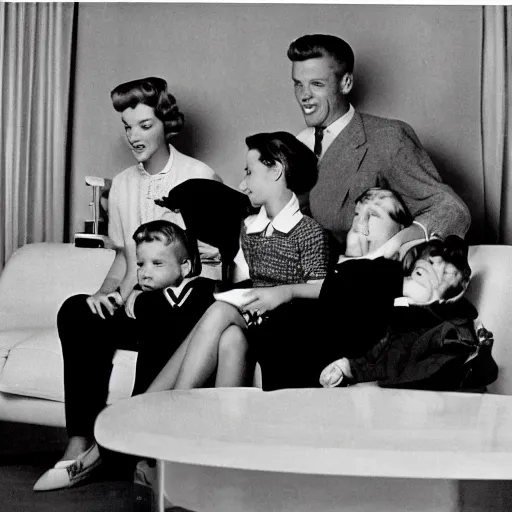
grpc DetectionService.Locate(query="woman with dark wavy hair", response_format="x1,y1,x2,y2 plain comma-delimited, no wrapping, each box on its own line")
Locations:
34,77,220,491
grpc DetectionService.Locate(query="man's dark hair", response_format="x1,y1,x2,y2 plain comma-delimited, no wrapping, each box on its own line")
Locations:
132,220,201,277
287,34,355,76
245,131,318,195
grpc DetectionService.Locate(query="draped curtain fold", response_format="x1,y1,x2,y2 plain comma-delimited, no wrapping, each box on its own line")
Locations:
0,3,76,269
481,6,512,244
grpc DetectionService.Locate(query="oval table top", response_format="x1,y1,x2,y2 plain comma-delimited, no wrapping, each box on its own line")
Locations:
95,387,512,480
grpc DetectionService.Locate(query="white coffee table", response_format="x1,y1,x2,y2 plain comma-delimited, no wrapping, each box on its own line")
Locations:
95,387,512,511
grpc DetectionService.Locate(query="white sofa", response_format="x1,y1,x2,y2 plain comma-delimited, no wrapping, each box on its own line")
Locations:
0,243,133,426
0,242,511,428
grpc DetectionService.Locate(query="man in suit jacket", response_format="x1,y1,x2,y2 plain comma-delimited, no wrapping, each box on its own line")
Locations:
288,34,471,256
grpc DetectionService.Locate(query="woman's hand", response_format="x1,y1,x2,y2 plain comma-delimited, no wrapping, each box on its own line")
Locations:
243,286,292,316
86,290,124,320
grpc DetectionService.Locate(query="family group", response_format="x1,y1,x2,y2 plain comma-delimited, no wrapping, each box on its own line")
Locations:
34,34,496,494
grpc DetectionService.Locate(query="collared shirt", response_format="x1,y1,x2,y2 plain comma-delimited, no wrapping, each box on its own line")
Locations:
109,144,218,243
135,147,178,228
296,104,355,159
233,194,330,286
245,193,302,236
232,194,302,281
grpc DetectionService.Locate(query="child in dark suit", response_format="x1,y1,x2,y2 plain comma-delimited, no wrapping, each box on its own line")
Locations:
319,236,498,391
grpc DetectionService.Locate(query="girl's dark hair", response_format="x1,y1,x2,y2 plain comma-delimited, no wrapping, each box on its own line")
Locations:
111,77,184,142
402,235,471,302
132,220,201,278
287,34,355,77
245,131,318,195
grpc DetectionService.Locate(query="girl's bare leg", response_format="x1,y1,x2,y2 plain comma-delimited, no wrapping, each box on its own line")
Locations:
215,325,252,387
172,301,247,390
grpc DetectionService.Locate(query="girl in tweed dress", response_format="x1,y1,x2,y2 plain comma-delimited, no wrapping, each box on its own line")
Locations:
145,131,331,392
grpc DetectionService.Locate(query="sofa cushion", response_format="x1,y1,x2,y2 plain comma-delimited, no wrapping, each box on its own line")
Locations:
0,330,38,358
0,328,137,403
0,330,41,378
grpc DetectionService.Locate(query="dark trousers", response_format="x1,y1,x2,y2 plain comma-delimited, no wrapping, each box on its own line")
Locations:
251,300,334,391
58,294,176,437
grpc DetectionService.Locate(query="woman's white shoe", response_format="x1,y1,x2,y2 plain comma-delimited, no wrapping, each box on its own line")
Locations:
33,442,102,491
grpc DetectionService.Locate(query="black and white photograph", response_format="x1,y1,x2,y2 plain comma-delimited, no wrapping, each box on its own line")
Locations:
0,2,511,511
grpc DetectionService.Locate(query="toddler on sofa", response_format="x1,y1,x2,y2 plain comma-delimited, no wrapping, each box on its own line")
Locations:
319,235,498,391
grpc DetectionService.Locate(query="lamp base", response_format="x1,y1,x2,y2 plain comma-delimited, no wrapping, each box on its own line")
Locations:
74,233,108,249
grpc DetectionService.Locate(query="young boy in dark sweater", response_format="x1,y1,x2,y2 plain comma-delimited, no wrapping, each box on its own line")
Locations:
127,219,217,394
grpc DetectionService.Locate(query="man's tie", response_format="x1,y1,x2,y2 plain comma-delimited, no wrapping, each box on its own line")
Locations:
314,126,325,158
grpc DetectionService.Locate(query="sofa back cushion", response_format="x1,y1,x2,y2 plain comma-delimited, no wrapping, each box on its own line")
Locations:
0,243,115,331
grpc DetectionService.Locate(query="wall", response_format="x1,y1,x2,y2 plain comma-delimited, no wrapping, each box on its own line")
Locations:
71,4,484,242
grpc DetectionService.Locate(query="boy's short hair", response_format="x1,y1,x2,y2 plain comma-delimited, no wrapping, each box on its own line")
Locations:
132,220,201,277
355,188,413,228
402,235,471,303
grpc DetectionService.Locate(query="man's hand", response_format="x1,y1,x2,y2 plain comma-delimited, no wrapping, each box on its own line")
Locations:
367,234,402,261
344,228,403,260
345,229,368,257
86,290,123,320
243,286,293,316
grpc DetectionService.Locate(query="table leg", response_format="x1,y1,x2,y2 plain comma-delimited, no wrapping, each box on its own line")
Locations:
156,459,165,512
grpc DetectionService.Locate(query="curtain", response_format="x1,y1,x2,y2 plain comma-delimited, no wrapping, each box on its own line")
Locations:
481,6,512,244
0,3,77,269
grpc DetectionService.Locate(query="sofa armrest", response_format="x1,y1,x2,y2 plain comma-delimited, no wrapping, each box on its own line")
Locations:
0,243,115,331
467,245,512,395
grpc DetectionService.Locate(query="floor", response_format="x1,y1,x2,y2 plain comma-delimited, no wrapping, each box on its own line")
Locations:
0,421,150,512
5,421,512,512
